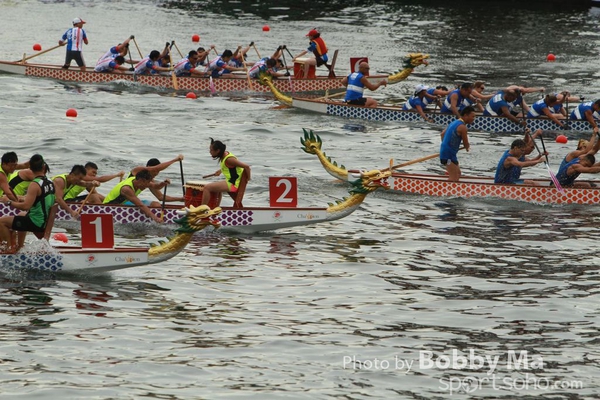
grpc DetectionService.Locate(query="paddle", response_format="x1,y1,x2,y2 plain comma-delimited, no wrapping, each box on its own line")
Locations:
18,43,62,63
243,64,254,91
127,46,136,81
179,160,185,197
77,186,96,215
384,147,465,171
209,76,216,95
528,130,564,192
160,183,167,222
173,42,184,58
252,42,261,59
132,37,143,59
564,92,570,130
168,42,179,90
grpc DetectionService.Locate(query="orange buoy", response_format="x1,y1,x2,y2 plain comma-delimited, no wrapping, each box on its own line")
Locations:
33,43,42,51
262,25,270,32
186,92,197,99
556,135,568,144
52,232,68,243
192,34,200,42
547,53,556,62
66,108,78,117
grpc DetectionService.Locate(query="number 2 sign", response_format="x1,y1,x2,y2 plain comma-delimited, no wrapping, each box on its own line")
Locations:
269,177,298,208
81,214,115,249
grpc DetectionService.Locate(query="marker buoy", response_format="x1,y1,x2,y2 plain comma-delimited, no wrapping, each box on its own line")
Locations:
547,53,556,62
33,43,42,51
52,232,68,243
66,108,78,117
262,25,270,32
192,34,200,42
186,92,197,99
556,135,568,144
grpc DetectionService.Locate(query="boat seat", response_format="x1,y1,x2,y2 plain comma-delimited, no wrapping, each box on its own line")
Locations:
33,204,58,240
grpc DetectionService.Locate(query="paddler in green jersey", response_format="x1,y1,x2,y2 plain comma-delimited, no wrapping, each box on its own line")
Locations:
0,154,56,252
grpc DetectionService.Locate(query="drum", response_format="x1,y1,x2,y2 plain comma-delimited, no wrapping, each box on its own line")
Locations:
183,180,209,208
293,60,316,79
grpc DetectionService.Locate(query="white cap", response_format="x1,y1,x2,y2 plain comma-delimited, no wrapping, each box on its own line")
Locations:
414,84,429,95
72,17,86,25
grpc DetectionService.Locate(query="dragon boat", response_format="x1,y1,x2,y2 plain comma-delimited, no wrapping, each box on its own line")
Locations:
0,166,391,233
265,78,594,134
0,54,426,94
0,205,221,274
300,129,600,205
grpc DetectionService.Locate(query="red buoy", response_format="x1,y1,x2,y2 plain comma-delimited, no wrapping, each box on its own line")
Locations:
262,25,270,32
52,232,68,243
33,43,42,51
186,92,197,99
192,34,200,42
66,108,78,117
547,53,556,62
556,135,568,144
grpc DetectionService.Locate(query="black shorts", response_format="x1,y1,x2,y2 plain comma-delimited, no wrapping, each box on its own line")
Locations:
440,159,459,166
65,50,85,67
346,98,367,106
12,216,44,233
67,194,88,203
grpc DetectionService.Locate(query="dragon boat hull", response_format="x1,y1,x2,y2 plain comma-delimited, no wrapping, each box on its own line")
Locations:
1,246,159,273
339,172,600,205
0,203,347,234
289,98,594,133
0,61,388,94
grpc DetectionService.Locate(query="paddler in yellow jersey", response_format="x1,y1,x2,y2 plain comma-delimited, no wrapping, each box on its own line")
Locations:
9,159,51,197
202,138,251,208
0,152,29,202
103,169,173,223
52,165,98,219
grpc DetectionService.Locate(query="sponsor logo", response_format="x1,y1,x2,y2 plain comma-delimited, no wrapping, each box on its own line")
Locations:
115,255,141,263
297,213,321,220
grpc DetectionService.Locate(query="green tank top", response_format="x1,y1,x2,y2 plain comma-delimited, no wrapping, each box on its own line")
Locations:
28,176,56,228
103,176,142,204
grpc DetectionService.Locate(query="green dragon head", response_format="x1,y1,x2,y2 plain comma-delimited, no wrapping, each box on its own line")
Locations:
348,168,391,195
174,205,222,234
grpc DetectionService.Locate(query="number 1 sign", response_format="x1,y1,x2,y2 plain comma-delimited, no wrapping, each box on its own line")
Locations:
81,214,115,249
269,177,298,208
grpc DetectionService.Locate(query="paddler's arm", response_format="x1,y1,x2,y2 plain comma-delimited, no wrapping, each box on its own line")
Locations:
360,76,386,92
3,183,40,211
225,158,251,181
0,175,18,202
149,179,184,202
53,177,78,219
121,186,161,223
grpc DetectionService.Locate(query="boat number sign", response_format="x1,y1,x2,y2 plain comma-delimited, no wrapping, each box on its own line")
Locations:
81,214,115,249
269,177,298,207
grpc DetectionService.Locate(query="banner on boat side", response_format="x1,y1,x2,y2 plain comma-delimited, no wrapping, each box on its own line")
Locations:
269,177,298,208
81,214,115,249
350,57,369,73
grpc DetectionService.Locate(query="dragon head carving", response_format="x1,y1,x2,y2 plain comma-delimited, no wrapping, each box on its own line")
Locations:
388,53,430,84
348,169,391,195
174,205,222,233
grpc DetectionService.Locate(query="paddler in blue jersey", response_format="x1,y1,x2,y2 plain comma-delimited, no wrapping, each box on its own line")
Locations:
439,106,476,182
341,62,387,108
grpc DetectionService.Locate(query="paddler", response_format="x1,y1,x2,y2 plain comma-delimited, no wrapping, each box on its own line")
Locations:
0,154,55,252
440,106,476,182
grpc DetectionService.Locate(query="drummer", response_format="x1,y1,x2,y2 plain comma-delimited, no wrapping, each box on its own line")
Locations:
202,138,251,209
